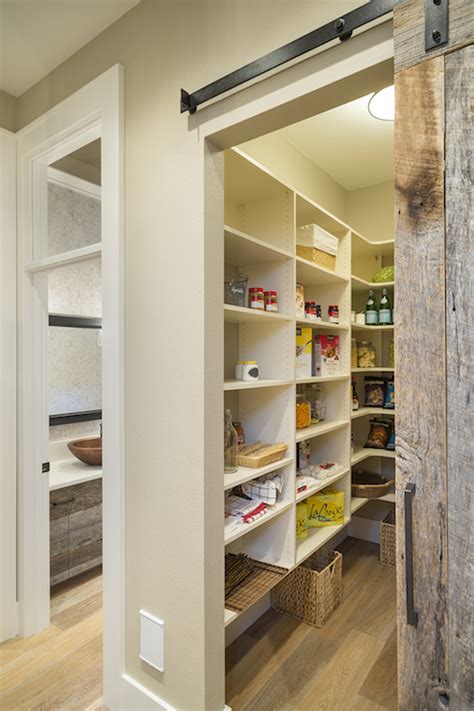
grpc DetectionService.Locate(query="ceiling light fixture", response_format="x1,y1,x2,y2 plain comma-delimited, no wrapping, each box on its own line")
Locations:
368,85,395,121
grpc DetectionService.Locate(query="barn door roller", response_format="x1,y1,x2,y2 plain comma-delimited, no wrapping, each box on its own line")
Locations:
180,0,450,114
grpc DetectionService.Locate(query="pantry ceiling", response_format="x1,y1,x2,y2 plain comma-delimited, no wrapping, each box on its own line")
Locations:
281,93,394,191
0,0,140,96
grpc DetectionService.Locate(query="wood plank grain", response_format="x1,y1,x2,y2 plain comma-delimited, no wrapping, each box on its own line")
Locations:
394,56,448,708
445,44,474,710
359,627,398,710
394,0,474,73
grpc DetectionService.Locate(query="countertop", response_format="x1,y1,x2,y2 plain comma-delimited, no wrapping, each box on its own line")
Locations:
49,458,102,491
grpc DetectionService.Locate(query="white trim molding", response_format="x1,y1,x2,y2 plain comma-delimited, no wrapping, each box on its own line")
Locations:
0,129,17,643
47,166,101,199
15,65,133,709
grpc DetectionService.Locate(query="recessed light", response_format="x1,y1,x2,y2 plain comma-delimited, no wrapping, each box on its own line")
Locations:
368,86,394,121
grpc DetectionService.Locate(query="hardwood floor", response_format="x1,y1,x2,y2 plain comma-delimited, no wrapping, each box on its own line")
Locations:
226,538,398,711
0,567,103,711
0,539,397,710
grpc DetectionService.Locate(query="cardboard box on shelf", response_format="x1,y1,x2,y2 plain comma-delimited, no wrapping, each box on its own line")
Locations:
296,327,312,378
313,334,340,378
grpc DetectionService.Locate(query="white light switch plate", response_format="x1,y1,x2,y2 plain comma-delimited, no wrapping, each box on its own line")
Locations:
139,609,165,672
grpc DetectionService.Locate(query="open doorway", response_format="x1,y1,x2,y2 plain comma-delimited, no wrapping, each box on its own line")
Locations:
47,140,103,611
221,76,396,708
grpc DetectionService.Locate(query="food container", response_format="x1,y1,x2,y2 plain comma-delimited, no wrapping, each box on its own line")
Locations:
356,312,366,325
305,301,316,321
351,310,356,323
224,271,248,307
351,338,358,368
357,341,376,368
328,305,339,323
232,421,245,447
248,287,264,310
304,384,326,423
313,335,340,377
296,327,313,378
264,291,278,312
241,361,259,381
296,394,311,429
296,283,305,319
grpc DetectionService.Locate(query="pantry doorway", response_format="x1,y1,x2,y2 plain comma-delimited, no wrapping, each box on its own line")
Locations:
194,7,471,708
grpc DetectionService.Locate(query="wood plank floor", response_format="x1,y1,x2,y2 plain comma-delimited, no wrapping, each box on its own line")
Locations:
0,567,103,710
0,539,397,710
226,538,398,711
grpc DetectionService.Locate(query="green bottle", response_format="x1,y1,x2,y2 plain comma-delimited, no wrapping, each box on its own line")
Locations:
365,289,379,325
379,288,392,325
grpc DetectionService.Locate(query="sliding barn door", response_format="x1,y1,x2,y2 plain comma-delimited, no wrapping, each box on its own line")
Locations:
393,1,473,708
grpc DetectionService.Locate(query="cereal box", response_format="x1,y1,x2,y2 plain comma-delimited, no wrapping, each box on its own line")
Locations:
296,327,312,378
313,334,340,377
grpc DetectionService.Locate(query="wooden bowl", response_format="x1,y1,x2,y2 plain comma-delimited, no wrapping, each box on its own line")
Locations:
68,437,102,466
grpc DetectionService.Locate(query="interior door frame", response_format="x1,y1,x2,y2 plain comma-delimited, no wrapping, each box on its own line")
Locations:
15,65,127,705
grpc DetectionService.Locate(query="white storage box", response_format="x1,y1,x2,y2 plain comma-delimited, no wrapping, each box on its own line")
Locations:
297,224,338,255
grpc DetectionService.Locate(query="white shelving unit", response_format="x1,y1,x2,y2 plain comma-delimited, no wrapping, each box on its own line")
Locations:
350,230,395,518
222,147,394,631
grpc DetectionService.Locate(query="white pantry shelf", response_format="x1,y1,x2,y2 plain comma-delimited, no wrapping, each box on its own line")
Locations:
296,256,349,287
296,468,349,503
224,225,293,264
350,493,395,514
224,378,292,391
225,608,238,626
351,367,395,373
351,275,394,293
351,231,394,260
351,324,394,333
224,304,292,325
224,500,292,545
351,447,396,466
296,374,349,385
351,407,395,419
224,457,293,491
296,517,351,565
296,419,349,443
296,318,349,331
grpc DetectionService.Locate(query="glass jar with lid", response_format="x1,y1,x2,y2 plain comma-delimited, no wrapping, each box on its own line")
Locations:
357,341,376,368
351,338,358,368
304,384,326,423
296,393,311,429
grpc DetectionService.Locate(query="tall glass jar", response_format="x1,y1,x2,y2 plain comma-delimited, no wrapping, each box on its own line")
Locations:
351,338,358,368
296,394,311,429
224,409,238,473
304,384,326,423
357,341,376,368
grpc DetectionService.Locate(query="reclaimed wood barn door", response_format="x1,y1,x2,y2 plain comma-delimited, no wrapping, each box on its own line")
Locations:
393,1,473,708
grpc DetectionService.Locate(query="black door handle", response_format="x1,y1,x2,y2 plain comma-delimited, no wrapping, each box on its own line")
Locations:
404,482,418,626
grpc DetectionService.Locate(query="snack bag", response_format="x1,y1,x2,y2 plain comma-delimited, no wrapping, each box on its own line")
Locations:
364,377,386,407
296,502,309,539
384,380,395,409
307,488,344,527
365,418,392,449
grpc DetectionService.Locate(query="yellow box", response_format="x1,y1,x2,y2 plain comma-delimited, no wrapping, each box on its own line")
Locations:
296,501,309,539
296,327,312,379
307,489,345,527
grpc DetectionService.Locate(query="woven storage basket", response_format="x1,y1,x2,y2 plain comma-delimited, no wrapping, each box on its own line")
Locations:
380,511,396,567
271,550,342,627
296,245,336,271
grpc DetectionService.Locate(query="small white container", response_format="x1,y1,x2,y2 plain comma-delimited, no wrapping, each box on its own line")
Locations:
351,310,356,323
356,312,366,325
241,361,259,381
234,361,243,380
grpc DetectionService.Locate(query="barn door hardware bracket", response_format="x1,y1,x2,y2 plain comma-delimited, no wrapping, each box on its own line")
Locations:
180,0,400,114
42,462,50,474
425,0,449,51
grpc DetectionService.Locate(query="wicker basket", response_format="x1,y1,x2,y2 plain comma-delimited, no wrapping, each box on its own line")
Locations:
271,550,342,627
296,246,336,271
352,472,395,499
236,442,287,468
380,511,396,567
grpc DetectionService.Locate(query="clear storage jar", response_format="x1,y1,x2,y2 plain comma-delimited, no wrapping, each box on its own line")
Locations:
296,394,311,429
351,338,358,368
357,341,376,368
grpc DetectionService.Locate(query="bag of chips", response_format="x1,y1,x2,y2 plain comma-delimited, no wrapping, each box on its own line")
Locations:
384,380,395,409
386,428,395,450
364,377,386,407
365,418,392,449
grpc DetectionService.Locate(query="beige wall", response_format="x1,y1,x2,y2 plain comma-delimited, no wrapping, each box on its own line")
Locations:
346,180,394,241
240,133,347,220
14,1,390,708
0,90,16,132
